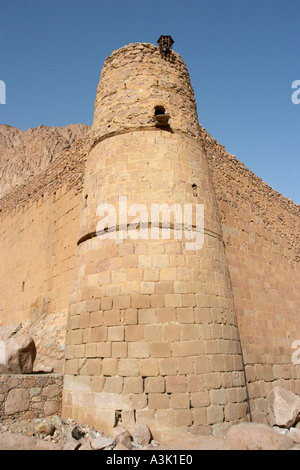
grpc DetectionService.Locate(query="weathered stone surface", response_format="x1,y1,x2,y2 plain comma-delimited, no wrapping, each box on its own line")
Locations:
133,424,152,446
114,443,130,450
78,443,93,450
42,384,61,398
1,334,36,374
267,386,300,428
63,438,81,450
39,365,54,373
44,401,61,416
5,389,29,415
36,421,55,436
90,436,114,450
114,429,132,449
44,401,60,416
0,340,6,364
224,423,294,450
190,425,213,436
289,427,300,444
0,431,61,450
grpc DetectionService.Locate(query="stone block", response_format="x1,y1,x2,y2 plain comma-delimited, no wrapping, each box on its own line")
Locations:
150,342,171,358
118,359,140,377
5,389,29,415
123,377,143,394
128,342,149,358
145,376,165,393
148,393,170,409
140,359,159,377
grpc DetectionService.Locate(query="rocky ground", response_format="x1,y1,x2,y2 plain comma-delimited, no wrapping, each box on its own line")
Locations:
0,414,300,451
0,415,163,451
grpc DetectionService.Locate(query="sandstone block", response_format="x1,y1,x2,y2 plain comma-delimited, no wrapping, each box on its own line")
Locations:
166,375,186,393
123,377,143,393
170,393,190,409
150,342,171,358
145,376,165,393
155,409,176,428
206,405,224,424
175,409,193,427
118,358,140,377
140,359,159,377
148,393,170,409
224,422,294,450
128,342,149,358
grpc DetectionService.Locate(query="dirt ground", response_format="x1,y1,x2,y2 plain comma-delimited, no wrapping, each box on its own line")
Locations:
1,415,299,451
0,416,225,451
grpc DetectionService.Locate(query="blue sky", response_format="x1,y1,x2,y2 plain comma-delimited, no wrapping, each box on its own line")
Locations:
0,0,299,203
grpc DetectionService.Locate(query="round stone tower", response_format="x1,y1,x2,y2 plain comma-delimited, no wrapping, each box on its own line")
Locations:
62,41,249,440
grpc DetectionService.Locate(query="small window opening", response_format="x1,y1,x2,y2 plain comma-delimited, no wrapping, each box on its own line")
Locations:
22,281,25,292
154,105,170,128
155,106,165,116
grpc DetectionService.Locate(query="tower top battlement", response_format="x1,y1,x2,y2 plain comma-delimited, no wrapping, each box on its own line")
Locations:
92,42,200,139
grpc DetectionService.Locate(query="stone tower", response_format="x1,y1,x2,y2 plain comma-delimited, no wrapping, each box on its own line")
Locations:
62,41,249,440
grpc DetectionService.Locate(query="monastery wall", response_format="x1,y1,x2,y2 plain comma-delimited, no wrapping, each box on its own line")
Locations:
0,134,92,370
202,130,300,422
0,41,299,437
0,186,81,323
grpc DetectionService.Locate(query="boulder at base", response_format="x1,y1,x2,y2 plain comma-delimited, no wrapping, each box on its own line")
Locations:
133,424,151,446
267,386,300,429
224,423,294,450
0,334,36,374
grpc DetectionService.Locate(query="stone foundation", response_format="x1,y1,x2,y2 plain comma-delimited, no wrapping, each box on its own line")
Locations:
0,374,63,420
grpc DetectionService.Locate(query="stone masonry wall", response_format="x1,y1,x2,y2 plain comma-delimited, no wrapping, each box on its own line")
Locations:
0,374,63,420
0,185,82,326
0,133,92,331
201,128,300,422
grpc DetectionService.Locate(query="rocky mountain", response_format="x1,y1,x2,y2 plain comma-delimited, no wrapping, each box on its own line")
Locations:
0,123,91,199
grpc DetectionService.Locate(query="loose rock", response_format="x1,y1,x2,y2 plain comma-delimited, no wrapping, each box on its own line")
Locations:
63,438,82,450
224,422,294,450
133,424,151,446
114,429,132,449
0,334,36,374
90,436,114,450
114,443,129,450
289,427,300,444
71,426,85,440
36,421,55,436
267,386,300,428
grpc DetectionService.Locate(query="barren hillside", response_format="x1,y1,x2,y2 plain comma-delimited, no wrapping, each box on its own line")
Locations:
0,123,90,198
